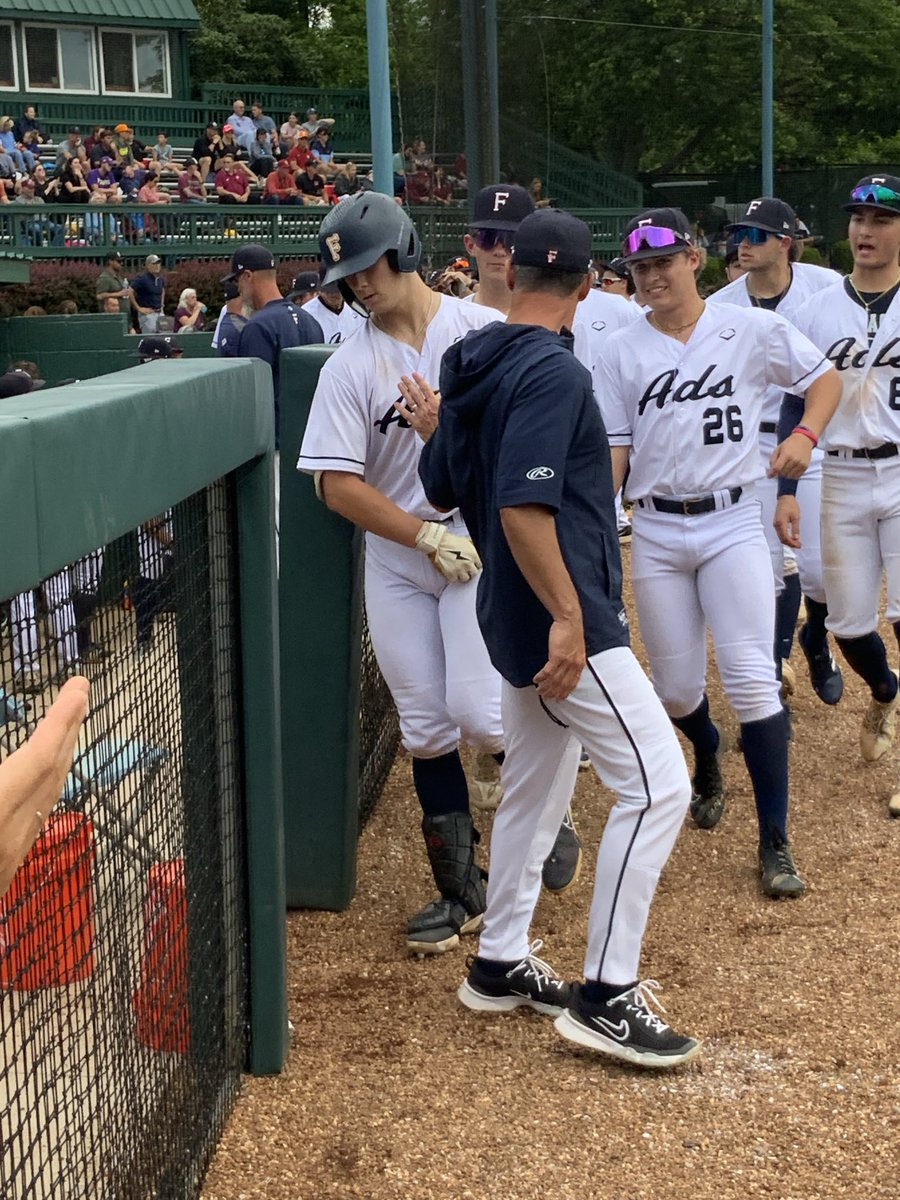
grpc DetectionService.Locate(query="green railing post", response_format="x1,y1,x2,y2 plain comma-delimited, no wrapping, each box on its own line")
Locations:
278,346,363,911
235,447,289,1074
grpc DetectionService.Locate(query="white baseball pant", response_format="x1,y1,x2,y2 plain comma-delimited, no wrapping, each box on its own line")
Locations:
10,572,78,675
364,520,504,759
757,432,826,603
478,646,690,984
821,454,900,637
631,493,782,726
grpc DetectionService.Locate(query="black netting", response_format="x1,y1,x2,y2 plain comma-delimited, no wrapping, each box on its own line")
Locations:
358,613,399,831
0,479,247,1199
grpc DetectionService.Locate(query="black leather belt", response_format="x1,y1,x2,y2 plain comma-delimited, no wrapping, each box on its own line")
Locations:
639,487,743,516
759,422,777,434
827,442,899,460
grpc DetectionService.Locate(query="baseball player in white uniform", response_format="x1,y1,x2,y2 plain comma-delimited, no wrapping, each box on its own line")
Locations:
709,197,844,706
420,208,700,1070
596,208,841,897
297,192,508,954
783,175,900,816
300,276,365,344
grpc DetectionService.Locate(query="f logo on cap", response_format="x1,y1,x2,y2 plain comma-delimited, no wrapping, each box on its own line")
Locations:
546,249,558,264
492,191,510,212
747,199,762,213
325,233,342,261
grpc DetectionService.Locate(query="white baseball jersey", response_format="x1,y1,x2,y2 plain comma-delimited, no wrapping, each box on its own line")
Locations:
303,295,365,344
298,294,504,519
599,303,831,500
709,262,843,423
791,281,900,451
572,288,639,393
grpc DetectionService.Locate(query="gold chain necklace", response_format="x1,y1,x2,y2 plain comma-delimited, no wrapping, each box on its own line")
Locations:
374,291,437,343
652,301,705,335
848,275,900,311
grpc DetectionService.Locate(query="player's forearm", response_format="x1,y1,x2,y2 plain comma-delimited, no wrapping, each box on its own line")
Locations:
319,472,424,547
500,504,583,625
610,445,631,494
799,368,841,438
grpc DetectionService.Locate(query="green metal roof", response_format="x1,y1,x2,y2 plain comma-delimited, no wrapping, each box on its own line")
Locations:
0,0,200,27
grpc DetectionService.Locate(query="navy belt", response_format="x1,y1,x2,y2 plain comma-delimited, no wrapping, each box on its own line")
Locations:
759,422,777,434
827,442,898,460
638,487,743,516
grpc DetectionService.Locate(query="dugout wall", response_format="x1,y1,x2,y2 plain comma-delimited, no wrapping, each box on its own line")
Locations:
0,360,286,1198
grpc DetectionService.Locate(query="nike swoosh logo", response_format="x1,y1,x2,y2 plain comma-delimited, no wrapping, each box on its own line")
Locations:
589,1015,630,1041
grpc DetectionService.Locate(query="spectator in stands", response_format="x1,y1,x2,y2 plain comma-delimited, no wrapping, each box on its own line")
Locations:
227,99,256,151
174,288,207,332
112,124,136,172
263,158,302,205
251,102,277,139
55,127,87,170
129,254,166,333
248,127,277,178
334,160,363,198
177,158,207,203
212,277,248,356
102,295,122,314
152,131,182,175
31,163,59,204
192,121,223,182
310,126,335,174
89,129,116,169
57,300,78,315
301,107,334,137
430,166,454,205
297,159,327,206
96,250,131,314
117,162,143,201
405,168,431,204
217,126,254,178
215,154,252,205
13,104,46,145
0,117,34,172
23,306,46,316
20,128,42,162
60,158,91,204
286,129,315,171
84,125,103,156
12,177,63,246
137,169,172,206
279,112,303,150
87,157,122,204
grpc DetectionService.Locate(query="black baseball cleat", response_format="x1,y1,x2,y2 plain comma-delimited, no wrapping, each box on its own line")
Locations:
798,624,843,706
457,940,573,1015
407,813,486,955
759,833,805,899
542,807,582,893
689,723,727,830
555,981,701,1070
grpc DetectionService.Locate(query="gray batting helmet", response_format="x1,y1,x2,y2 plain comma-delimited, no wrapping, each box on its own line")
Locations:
319,192,421,288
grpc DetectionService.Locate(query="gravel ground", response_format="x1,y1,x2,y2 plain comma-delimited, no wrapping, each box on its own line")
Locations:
203,570,900,1200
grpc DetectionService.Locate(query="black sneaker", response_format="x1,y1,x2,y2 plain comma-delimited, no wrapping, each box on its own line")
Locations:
759,833,805,898
799,624,843,706
457,940,573,1015
689,723,727,830
555,981,701,1070
542,808,582,893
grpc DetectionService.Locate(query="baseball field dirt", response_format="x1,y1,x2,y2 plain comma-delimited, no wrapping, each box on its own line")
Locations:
203,581,900,1200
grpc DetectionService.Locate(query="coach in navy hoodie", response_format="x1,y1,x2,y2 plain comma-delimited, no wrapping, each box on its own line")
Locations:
417,209,699,1071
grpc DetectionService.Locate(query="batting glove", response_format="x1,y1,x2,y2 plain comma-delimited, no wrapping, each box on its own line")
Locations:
415,521,482,583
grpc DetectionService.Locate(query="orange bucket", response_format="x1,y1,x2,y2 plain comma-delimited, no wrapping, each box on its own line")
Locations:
132,859,189,1054
0,812,95,989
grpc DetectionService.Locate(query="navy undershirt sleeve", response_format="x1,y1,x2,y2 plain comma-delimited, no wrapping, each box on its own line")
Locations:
776,392,805,498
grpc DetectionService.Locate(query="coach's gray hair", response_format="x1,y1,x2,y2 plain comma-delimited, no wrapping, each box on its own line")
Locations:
513,265,588,297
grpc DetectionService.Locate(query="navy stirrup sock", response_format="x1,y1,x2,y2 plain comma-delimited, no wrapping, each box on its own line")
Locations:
835,632,897,702
803,597,829,655
777,574,802,659
671,696,720,757
740,712,789,844
412,750,470,817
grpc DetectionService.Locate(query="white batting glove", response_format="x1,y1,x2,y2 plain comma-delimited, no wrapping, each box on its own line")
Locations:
415,521,482,583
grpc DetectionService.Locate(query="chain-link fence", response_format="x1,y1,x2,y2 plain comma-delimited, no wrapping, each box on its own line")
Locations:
0,479,247,1200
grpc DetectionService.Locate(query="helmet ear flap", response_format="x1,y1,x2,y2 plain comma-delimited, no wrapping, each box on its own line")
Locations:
337,276,370,318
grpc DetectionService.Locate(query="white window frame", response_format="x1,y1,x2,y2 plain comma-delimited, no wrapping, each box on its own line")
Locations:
0,21,18,91
99,26,171,99
23,22,97,94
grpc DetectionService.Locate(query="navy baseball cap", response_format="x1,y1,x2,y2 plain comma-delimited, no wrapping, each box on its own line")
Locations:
726,197,796,236
621,208,694,262
511,209,593,274
222,243,276,281
287,270,320,299
132,335,183,360
844,174,900,215
471,184,535,231
222,278,241,301
0,369,42,397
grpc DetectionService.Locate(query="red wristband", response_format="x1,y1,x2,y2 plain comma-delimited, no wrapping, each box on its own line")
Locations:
792,425,818,447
